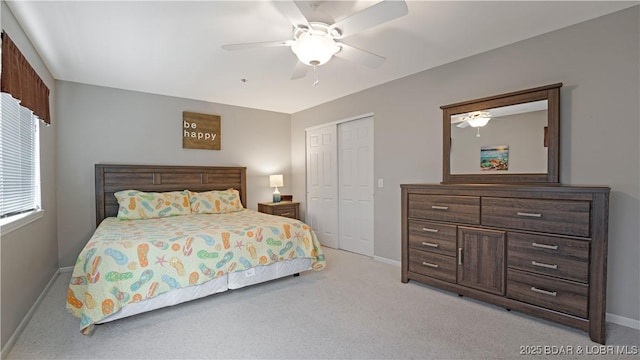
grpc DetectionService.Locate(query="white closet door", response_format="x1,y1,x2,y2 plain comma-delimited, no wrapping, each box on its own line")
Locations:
339,117,374,256
306,125,339,248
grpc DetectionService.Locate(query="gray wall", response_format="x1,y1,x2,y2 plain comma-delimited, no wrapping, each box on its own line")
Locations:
0,1,58,350
291,7,639,323
55,82,293,267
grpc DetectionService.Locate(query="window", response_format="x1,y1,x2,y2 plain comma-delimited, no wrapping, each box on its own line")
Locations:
0,92,41,220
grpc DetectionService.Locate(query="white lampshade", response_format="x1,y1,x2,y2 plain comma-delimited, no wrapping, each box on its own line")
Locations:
269,174,284,188
291,32,340,66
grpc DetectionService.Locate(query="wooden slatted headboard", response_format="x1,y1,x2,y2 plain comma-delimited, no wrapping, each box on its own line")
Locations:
95,164,247,225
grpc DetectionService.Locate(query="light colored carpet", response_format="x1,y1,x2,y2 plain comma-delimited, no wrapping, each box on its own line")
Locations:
6,247,639,359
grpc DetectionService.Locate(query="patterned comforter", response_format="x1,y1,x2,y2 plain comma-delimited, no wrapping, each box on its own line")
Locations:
66,209,325,334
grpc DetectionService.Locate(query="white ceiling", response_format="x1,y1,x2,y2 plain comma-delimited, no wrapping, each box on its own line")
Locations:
6,1,637,114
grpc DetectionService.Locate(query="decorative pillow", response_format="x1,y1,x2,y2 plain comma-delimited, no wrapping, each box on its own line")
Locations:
189,189,244,214
114,190,191,220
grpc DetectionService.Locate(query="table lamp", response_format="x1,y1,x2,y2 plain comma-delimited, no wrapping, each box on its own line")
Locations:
269,174,283,203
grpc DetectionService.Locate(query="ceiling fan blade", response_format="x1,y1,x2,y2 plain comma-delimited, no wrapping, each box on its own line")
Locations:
291,61,308,80
222,40,293,51
456,121,470,128
274,1,310,30
335,43,386,69
329,0,408,38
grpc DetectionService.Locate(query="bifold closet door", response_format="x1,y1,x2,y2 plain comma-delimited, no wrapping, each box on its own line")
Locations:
306,117,374,255
306,125,339,248
338,117,374,256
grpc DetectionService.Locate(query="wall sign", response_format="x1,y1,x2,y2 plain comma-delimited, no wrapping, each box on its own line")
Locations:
183,111,221,150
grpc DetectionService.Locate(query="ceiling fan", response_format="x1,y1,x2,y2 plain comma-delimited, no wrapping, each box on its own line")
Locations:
222,0,408,82
454,111,493,129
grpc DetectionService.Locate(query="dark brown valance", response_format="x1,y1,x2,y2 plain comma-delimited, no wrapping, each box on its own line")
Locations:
1,31,51,124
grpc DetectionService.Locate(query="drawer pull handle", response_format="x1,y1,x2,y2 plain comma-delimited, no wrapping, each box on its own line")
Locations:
530,287,557,297
421,227,439,233
532,261,558,270
531,242,558,250
422,242,439,248
431,205,449,210
280,212,291,216
517,212,542,218
422,262,439,268
458,248,463,265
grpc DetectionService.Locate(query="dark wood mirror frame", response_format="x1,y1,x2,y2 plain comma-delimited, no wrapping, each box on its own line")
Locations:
441,83,562,184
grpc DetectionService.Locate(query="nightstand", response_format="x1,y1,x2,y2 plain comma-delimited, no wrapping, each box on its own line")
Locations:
258,201,300,220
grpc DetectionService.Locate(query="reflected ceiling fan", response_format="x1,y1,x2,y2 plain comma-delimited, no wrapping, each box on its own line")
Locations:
453,111,493,129
222,0,408,83
452,110,493,137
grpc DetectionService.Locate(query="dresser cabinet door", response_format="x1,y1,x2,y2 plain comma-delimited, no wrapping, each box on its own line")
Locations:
457,227,506,295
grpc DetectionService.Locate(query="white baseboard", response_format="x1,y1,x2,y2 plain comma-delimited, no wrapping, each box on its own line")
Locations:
59,265,74,273
373,255,401,267
607,313,640,330
1,269,60,360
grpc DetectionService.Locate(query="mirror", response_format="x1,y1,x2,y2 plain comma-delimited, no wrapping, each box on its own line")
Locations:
441,83,561,184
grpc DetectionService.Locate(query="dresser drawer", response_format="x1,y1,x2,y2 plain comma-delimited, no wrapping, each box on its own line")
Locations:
507,269,588,318
408,220,457,256
408,194,480,225
482,197,590,237
508,233,589,283
408,249,456,283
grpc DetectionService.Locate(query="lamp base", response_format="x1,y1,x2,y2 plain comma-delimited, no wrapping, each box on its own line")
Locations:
273,189,281,203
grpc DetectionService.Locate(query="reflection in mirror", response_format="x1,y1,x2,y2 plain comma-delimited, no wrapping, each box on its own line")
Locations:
441,83,561,184
450,100,548,174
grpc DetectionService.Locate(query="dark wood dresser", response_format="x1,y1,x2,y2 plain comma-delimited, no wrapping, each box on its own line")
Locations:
401,184,610,344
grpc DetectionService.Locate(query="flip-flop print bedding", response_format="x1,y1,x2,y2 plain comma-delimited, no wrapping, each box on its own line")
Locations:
66,209,325,334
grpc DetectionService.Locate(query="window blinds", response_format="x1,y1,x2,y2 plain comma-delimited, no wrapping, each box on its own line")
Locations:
0,92,39,218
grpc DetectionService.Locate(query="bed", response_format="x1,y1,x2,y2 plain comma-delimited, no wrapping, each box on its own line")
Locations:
66,164,325,334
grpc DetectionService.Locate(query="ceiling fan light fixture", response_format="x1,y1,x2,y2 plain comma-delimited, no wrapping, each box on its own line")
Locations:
466,111,492,127
291,32,340,66
467,117,491,127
